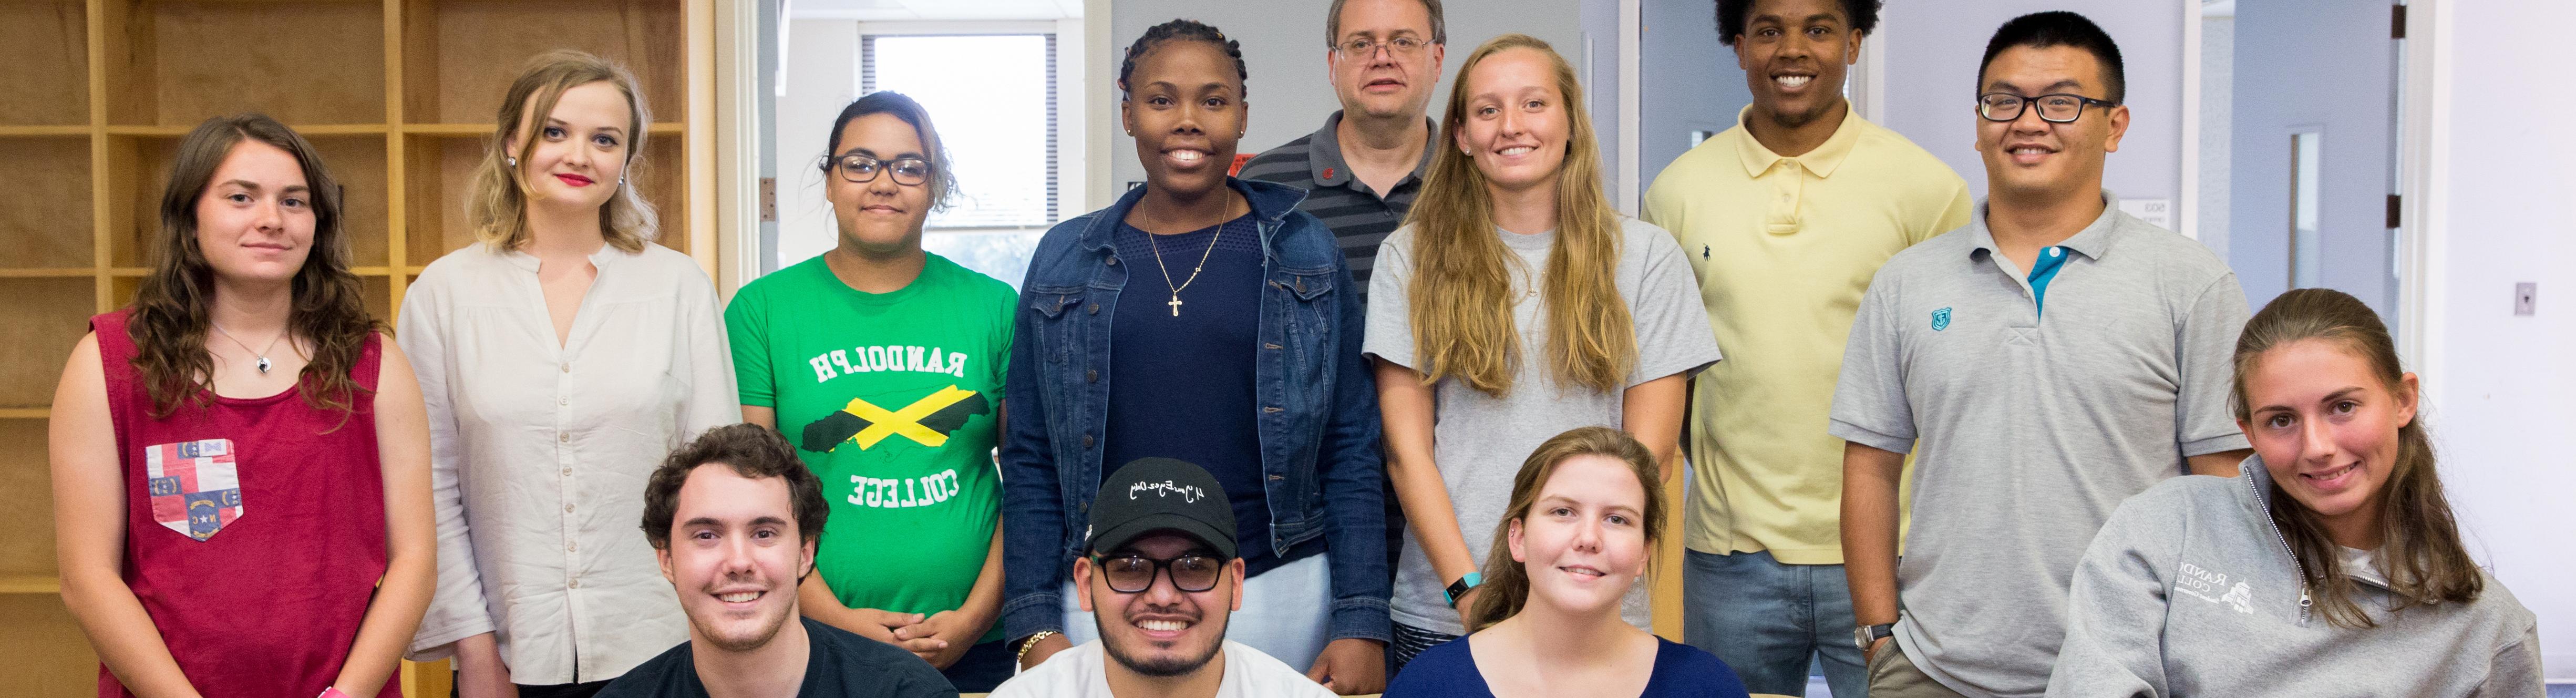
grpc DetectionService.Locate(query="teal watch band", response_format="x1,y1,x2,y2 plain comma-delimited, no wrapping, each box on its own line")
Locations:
1444,572,1483,608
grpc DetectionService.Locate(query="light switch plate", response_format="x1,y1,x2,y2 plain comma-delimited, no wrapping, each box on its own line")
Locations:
2515,282,2537,316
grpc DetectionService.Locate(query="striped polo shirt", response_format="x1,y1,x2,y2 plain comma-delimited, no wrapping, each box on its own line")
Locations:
1240,110,1434,305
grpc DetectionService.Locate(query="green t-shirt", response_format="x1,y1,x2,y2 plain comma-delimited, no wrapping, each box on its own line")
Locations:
726,253,1015,643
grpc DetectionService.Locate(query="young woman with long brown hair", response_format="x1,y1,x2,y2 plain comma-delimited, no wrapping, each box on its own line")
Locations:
1366,34,1718,672
2045,288,2542,697
1382,427,1748,697
48,113,436,697
398,50,738,697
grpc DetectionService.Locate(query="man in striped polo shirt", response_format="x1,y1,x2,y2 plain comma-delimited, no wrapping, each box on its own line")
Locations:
1240,0,1446,305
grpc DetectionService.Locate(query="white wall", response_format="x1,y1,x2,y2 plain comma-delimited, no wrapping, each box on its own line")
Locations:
2421,0,2576,680
1105,0,1599,196
1874,2,2185,209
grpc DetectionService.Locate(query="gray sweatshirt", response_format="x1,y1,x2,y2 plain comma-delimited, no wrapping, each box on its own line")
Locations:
2045,458,2544,697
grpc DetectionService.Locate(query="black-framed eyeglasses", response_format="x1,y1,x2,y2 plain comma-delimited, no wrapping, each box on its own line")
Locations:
1090,553,1225,593
828,153,933,186
1976,92,2120,124
1334,36,1428,60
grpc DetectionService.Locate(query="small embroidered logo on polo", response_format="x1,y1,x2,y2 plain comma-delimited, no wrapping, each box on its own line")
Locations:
2177,562,2255,614
1931,307,1953,332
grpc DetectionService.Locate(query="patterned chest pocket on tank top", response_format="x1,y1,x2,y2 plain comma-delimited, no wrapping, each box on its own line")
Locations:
144,439,243,541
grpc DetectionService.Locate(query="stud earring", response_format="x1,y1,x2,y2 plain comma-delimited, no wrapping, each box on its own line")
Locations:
506,156,517,168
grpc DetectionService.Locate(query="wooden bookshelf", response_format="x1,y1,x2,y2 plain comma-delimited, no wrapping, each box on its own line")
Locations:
0,0,718,694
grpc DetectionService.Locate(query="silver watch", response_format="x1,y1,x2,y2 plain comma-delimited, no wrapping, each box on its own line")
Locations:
1853,623,1894,652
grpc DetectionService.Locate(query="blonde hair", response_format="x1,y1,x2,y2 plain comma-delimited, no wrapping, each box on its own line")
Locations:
468,49,658,252
1467,426,1665,631
1403,34,1634,397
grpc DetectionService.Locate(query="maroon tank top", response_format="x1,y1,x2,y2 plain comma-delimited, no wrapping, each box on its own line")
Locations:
91,310,399,698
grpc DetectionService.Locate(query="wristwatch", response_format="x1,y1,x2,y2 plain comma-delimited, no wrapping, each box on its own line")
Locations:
1443,572,1483,608
1853,623,1894,652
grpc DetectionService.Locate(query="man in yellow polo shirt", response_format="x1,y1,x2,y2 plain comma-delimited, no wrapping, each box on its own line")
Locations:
1641,1,1969,695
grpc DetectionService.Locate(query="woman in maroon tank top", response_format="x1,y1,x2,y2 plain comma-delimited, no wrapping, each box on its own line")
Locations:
46,114,437,698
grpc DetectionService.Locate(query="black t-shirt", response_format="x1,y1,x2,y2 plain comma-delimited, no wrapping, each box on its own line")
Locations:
595,617,960,698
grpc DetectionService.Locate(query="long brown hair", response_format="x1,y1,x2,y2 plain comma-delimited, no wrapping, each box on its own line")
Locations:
2230,288,2480,628
1468,426,1666,631
1403,34,1634,397
469,49,658,252
127,114,379,419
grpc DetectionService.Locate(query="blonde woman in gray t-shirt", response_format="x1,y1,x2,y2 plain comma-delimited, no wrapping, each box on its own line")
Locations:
1364,34,1719,674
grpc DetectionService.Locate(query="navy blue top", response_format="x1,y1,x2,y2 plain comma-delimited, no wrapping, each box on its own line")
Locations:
1383,635,1751,698
1102,213,1321,576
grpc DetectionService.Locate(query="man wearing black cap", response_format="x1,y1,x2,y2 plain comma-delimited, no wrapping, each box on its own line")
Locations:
988,458,1334,698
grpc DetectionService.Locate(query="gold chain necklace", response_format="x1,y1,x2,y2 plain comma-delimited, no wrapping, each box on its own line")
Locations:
1139,199,1235,317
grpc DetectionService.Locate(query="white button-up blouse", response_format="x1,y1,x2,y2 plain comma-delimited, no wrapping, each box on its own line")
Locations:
397,242,738,684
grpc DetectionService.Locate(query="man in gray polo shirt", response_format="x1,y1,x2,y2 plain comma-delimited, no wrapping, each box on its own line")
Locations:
1240,0,1445,305
1831,13,2252,698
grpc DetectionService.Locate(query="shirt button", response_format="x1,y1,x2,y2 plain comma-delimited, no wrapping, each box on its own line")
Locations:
1081,434,1095,448
1086,369,1098,383
559,397,568,406
561,364,571,373
564,504,575,512
1088,303,1100,315
559,432,570,443
1107,256,1119,266
569,579,581,589
561,468,572,476
567,542,578,552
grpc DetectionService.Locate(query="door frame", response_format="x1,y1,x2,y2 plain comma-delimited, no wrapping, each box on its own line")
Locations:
2178,0,2443,371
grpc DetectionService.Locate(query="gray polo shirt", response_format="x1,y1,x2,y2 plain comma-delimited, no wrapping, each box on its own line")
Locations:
1828,191,2251,698
1240,110,1433,305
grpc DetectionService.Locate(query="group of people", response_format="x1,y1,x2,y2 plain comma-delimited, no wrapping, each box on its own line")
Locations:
43,1,2544,697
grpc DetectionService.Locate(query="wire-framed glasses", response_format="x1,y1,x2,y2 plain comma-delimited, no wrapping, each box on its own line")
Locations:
1976,92,2120,124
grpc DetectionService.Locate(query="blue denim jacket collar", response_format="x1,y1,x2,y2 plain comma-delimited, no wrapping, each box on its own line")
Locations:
1069,177,1324,269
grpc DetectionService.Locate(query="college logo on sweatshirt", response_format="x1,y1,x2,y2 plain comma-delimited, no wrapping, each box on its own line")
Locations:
2177,562,2255,614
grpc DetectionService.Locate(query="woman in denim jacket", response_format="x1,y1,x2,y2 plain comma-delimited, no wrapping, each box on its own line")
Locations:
998,18,1392,695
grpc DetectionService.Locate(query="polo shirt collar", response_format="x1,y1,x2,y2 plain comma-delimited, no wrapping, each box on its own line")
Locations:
1967,189,2126,262
1307,110,1435,190
1730,104,1863,179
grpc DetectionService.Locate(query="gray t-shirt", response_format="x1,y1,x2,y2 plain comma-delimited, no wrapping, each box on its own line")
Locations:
1366,218,1722,635
1829,191,2251,698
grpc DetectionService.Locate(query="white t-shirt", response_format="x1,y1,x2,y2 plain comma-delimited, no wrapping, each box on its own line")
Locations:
988,640,1336,698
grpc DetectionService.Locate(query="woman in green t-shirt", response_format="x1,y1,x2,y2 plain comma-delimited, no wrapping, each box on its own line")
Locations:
725,90,1021,693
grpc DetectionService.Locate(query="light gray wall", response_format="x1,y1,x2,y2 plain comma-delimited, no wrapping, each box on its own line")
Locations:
1639,0,1754,194
2196,14,2230,264
1874,2,2184,208
2436,1,2576,679
775,19,863,270
1107,0,1598,195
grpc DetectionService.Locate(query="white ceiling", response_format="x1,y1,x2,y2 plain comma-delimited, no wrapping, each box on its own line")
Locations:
788,0,1081,21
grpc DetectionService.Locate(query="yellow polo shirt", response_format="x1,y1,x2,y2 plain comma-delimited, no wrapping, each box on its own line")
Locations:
1642,106,1971,563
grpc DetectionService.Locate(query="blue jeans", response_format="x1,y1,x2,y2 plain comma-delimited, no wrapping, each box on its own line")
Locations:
1685,549,1868,697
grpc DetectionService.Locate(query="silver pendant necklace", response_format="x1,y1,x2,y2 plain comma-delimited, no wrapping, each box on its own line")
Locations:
210,323,287,374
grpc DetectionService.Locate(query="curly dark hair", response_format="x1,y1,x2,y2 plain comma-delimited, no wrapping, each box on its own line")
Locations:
1714,0,1882,46
640,424,829,552
128,114,379,421
1118,18,1248,99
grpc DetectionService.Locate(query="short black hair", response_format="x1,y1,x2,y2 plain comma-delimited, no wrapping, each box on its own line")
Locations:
820,90,955,210
1714,0,1881,46
1119,19,1249,100
1979,11,2125,104
640,424,828,551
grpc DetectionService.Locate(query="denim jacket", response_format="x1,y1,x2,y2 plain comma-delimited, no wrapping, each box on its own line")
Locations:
1000,178,1389,645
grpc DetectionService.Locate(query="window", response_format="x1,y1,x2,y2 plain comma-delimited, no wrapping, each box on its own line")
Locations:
863,34,1058,229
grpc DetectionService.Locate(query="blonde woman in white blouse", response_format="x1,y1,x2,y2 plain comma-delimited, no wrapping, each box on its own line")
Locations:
397,50,738,697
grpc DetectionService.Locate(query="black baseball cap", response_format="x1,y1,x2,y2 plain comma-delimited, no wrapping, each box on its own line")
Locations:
1086,458,1238,560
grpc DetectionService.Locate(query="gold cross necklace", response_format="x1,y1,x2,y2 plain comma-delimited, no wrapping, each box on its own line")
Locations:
1137,196,1238,317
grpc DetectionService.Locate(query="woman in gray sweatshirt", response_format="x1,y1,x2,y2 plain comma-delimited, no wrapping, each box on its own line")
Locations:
2046,288,2543,698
